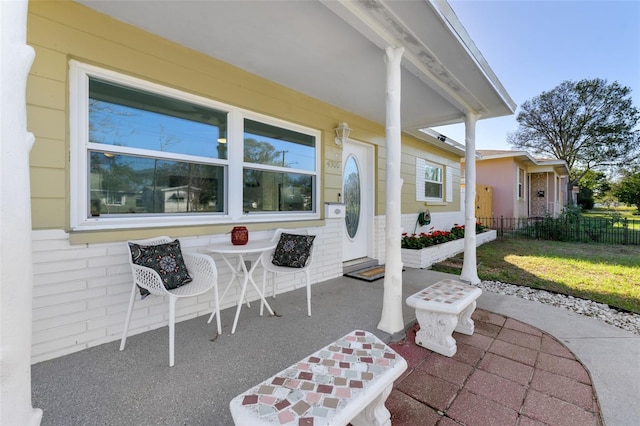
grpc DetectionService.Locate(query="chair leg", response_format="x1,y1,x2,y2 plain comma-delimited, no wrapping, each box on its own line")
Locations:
260,269,275,316
271,271,277,298
305,270,311,317
120,284,138,351
213,282,222,335
260,269,267,316
169,296,176,367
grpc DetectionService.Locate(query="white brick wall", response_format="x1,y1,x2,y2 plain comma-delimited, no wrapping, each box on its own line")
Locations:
31,221,344,364
374,211,465,264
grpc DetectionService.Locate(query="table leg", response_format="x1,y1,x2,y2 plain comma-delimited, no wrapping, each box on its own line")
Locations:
207,253,249,325
350,384,393,426
455,300,476,335
230,253,252,334
246,255,274,317
230,252,276,334
414,309,458,357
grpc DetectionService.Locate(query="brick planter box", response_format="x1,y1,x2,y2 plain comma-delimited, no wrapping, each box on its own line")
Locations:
401,230,497,269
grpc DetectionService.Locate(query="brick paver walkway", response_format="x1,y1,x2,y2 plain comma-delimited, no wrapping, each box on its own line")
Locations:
386,309,602,425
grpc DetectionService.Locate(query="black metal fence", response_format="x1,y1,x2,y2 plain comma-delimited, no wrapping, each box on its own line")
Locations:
478,216,640,245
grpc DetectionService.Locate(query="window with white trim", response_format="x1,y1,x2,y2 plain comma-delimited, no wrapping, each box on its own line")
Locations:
70,61,319,230
416,158,450,202
517,167,526,199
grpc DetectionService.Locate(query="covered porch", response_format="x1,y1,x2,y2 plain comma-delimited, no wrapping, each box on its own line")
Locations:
30,268,639,425
3,1,517,423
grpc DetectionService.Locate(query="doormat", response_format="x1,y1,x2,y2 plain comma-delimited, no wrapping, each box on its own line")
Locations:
344,266,387,282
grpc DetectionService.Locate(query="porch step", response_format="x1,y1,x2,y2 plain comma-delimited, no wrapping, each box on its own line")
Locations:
342,257,379,275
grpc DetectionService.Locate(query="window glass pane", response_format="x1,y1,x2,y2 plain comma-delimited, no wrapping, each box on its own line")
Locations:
89,78,228,159
243,169,313,213
343,156,361,239
89,152,225,217
425,182,442,199
424,165,442,182
244,119,315,171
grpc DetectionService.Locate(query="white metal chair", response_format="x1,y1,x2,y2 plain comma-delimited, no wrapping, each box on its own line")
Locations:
260,229,316,317
120,236,221,367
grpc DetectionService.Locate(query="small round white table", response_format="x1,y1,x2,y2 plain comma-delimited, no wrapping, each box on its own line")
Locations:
207,239,277,334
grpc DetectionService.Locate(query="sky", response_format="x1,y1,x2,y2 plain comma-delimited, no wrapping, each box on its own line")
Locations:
431,0,640,151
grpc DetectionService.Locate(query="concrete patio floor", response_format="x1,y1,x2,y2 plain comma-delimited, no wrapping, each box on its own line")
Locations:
31,269,640,425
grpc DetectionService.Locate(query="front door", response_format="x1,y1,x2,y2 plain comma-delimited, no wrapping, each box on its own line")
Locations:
342,140,373,262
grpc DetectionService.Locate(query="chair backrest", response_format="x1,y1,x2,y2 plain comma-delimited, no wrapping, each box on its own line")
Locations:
270,228,308,242
126,236,173,266
269,228,315,269
126,236,176,296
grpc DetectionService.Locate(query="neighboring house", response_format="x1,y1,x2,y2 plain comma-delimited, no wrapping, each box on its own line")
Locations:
2,3,517,418
463,150,572,219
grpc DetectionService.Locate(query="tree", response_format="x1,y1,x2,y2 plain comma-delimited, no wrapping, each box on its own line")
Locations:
575,169,611,208
576,187,594,210
508,79,640,187
577,169,610,198
614,170,640,212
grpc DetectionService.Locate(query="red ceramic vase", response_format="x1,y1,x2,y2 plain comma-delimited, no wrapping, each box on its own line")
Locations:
231,226,249,245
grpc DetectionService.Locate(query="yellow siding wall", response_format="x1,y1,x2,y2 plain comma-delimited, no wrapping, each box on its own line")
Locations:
398,139,462,213
26,0,459,240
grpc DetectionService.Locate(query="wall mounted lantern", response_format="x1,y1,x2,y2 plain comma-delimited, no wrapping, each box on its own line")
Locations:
334,122,351,146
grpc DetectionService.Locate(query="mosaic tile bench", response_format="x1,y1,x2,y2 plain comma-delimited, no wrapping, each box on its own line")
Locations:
229,330,407,425
406,279,482,357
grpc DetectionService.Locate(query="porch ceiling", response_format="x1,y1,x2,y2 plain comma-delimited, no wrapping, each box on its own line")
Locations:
74,0,515,139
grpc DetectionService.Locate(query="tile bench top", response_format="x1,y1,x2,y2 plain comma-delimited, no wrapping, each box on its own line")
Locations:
229,329,407,426
406,279,482,314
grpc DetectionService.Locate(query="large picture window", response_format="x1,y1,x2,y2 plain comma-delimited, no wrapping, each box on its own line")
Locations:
70,61,319,230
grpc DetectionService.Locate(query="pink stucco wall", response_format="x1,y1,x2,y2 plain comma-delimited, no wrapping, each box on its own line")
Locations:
476,157,517,218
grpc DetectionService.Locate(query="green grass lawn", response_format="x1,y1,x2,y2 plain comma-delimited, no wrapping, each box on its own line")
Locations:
430,237,640,314
584,206,639,218
580,207,640,233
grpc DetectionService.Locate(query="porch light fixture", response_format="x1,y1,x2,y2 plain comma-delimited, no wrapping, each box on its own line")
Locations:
334,122,351,146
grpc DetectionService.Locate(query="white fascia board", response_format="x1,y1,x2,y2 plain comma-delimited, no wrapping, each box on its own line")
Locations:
406,128,466,157
429,0,517,114
476,151,536,163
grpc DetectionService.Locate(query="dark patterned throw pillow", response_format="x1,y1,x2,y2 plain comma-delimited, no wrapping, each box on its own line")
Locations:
271,233,316,268
128,240,192,294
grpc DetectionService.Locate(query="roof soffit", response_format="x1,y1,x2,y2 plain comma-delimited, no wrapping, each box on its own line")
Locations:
73,0,514,131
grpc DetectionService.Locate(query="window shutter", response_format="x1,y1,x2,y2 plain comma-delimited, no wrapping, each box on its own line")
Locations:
415,158,425,201
446,166,453,202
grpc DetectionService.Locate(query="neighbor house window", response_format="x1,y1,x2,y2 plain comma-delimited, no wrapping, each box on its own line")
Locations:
416,158,445,202
70,61,319,230
518,168,526,199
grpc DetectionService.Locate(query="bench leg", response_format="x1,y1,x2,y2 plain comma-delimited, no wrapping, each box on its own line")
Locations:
414,309,458,357
351,384,393,426
455,300,476,335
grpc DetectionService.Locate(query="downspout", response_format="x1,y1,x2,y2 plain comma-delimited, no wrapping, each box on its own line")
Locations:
378,46,404,334
0,0,42,425
460,112,480,284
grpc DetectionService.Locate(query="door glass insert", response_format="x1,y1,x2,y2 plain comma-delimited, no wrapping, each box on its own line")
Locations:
343,155,361,239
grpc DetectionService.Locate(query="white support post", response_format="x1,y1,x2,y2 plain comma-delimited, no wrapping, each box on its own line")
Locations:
460,112,481,284
0,1,42,425
378,46,405,334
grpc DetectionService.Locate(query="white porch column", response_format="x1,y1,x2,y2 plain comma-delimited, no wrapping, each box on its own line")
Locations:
460,112,480,284
378,46,405,334
0,1,42,425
